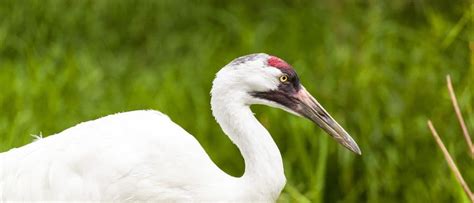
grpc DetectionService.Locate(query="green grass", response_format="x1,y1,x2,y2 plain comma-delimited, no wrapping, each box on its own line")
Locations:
0,0,472,202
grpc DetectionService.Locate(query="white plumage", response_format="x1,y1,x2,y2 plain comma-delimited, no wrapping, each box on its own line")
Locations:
2,111,237,201
0,53,360,202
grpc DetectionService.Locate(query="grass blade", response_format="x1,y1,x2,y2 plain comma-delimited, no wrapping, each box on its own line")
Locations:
427,121,474,202
446,75,474,158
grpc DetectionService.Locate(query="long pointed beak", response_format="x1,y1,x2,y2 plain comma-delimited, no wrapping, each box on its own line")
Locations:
294,86,361,155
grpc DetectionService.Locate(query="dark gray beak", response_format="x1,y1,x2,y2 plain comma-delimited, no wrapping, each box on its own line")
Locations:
293,86,361,155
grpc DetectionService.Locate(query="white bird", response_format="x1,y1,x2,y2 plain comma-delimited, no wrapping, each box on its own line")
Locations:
0,53,360,202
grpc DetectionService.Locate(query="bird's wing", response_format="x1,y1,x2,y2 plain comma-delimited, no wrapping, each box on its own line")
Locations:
0,110,228,201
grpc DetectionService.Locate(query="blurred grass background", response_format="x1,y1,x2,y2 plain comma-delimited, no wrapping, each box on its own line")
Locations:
0,0,472,202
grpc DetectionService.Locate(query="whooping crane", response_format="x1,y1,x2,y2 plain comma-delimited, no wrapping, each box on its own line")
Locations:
0,53,361,202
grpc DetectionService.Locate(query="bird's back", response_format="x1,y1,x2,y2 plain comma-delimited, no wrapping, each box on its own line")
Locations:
0,110,234,201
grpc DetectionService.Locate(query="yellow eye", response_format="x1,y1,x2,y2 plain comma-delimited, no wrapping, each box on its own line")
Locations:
279,75,288,83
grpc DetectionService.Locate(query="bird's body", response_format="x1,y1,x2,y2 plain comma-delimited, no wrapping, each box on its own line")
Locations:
0,53,360,202
1,110,241,201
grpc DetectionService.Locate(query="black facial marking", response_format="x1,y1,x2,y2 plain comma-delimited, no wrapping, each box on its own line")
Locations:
251,90,300,110
251,78,301,110
279,69,301,93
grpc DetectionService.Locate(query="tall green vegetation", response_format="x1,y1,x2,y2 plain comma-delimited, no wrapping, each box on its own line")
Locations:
0,0,471,202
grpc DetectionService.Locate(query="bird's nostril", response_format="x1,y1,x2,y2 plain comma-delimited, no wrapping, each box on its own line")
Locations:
317,111,326,118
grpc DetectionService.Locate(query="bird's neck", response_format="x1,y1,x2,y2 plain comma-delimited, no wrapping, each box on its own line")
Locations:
211,93,286,199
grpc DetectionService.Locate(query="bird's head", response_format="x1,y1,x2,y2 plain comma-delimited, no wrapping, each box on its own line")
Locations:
211,53,361,155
